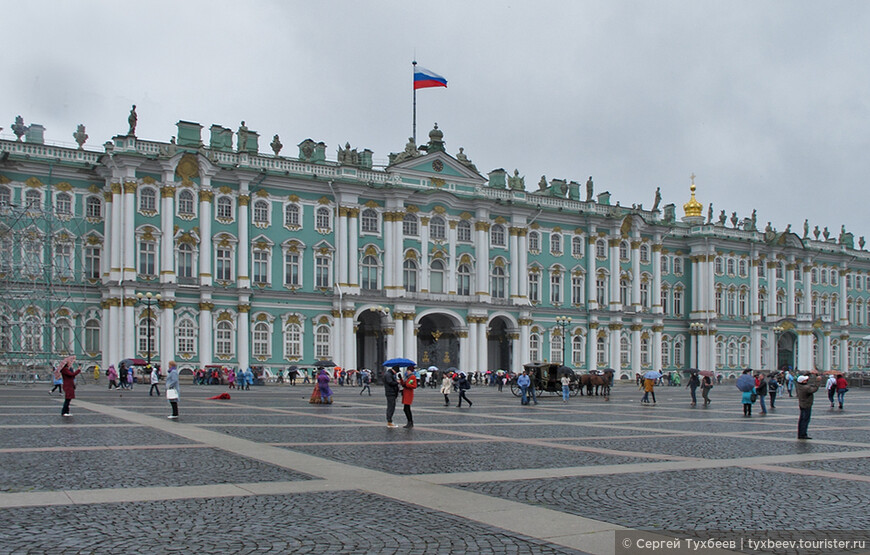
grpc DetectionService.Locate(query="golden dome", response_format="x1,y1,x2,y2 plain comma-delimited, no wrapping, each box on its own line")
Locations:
683,173,702,218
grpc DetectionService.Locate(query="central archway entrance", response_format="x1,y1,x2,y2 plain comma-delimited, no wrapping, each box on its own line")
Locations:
417,314,460,370
777,331,796,371
487,316,512,372
356,309,387,375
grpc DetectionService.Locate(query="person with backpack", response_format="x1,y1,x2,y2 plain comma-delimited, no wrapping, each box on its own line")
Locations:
359,369,372,396
49,366,63,395
149,365,161,397
825,373,837,408
755,372,768,415
456,372,472,408
767,373,779,409
686,372,701,407
700,374,713,406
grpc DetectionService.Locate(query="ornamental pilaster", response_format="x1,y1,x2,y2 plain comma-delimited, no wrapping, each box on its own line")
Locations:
123,181,138,193
342,309,356,318
237,304,251,313
238,195,250,206
199,302,215,311
123,298,137,307
110,182,122,195
159,300,177,310
161,186,176,198
199,190,214,203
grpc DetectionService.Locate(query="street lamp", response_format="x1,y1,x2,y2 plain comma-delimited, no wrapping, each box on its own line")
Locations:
772,324,785,371
136,292,161,369
690,322,706,370
555,316,572,365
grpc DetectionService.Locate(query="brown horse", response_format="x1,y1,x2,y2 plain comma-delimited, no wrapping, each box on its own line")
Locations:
580,370,614,398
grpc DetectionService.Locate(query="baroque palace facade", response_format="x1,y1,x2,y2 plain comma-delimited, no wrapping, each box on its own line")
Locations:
2,116,870,378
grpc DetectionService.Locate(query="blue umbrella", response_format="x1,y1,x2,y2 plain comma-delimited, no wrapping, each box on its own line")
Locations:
382,357,416,368
643,370,662,380
736,374,755,392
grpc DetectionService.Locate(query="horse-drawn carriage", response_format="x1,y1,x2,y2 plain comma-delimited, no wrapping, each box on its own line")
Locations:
511,363,581,397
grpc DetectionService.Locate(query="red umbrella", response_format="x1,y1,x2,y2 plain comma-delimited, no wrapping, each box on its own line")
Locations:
699,370,714,378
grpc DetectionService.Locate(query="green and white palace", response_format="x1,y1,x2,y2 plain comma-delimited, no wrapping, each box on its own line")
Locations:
2,115,870,378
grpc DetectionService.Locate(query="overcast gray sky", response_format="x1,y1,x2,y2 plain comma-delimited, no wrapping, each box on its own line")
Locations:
3,1,869,240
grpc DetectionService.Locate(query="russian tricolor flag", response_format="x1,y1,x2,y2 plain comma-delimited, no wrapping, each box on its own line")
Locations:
414,66,447,90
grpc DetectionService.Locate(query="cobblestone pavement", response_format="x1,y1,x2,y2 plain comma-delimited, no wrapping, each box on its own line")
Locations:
2,381,870,554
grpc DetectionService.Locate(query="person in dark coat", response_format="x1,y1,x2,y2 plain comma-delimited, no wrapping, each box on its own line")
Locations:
60,361,82,416
384,367,400,428
796,372,820,439
686,372,700,407
456,372,473,408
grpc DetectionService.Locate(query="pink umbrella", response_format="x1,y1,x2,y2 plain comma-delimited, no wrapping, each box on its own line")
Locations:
59,355,76,370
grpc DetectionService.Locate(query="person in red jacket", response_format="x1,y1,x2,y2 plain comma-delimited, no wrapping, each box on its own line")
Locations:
60,358,82,417
836,373,849,409
399,367,418,428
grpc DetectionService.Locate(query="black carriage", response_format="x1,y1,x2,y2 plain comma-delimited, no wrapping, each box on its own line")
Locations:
511,362,580,397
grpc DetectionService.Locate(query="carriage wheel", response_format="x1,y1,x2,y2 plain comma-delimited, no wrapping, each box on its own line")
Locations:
570,382,580,397
510,381,520,397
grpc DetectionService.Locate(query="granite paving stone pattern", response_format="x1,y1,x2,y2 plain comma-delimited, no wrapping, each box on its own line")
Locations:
2,381,870,555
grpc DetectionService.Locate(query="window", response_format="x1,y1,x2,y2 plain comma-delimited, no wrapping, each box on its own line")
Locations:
640,244,650,264
596,239,606,259
619,278,629,306
54,241,73,279
23,236,42,274
86,196,102,218
662,337,671,368
216,321,233,356
727,340,737,367
572,236,584,257
572,274,584,305
0,186,10,207
529,333,540,362
315,324,331,359
596,275,607,305
216,247,232,281
284,323,302,359
56,192,72,216
640,279,650,309
22,315,42,352
739,341,749,367
661,255,669,275
25,190,41,210
832,271,838,286
794,268,802,282
550,271,562,304
528,231,540,252
549,233,562,254
457,264,472,296
529,270,540,303
572,335,584,366
85,319,100,353
673,288,684,315
284,249,301,287
54,318,72,354
641,336,650,366
620,335,630,366
315,254,331,288
673,257,683,275
739,289,748,317
252,322,270,357
361,255,379,290
284,203,300,227
457,220,472,243
550,332,564,364
430,259,445,294
360,208,379,233
138,241,156,276
776,291,785,317
811,268,819,284
84,244,101,280
716,339,725,368
715,288,724,315
139,188,156,212
403,259,418,292
821,268,828,285
252,249,269,285
597,336,607,366
253,199,270,225
726,258,736,276
661,286,670,314
316,207,331,231
491,224,506,247
491,265,506,298
138,316,157,356
177,319,196,355
177,243,194,280
738,259,748,277
402,213,418,236
430,217,446,240
674,338,684,367
776,262,785,280
178,190,195,216
714,256,724,275
619,241,629,261
216,196,233,220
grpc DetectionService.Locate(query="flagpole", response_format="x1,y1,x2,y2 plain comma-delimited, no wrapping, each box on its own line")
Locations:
412,60,417,144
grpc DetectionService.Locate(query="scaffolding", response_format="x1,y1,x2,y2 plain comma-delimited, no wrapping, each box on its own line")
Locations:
0,179,94,383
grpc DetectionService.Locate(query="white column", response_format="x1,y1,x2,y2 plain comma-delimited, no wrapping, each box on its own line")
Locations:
706,253,716,319
123,295,135,362
839,267,848,326
161,300,175,367
336,206,348,287
610,326,621,371
393,314,404,357
518,229,529,299
467,319,478,368
459,328,469,369
344,309,356,369
509,227,520,299
237,301,250,372
652,243,663,315
237,191,250,289
519,317,531,368
767,261,778,320
160,184,176,284
691,255,701,316
199,189,213,287
653,325,663,372
840,335,849,372
475,221,490,296
477,316,488,372
751,325,762,369
383,212,395,290
697,331,707,372
347,209,359,290
404,316,416,363
110,183,122,282
802,263,813,314
385,327,396,360
751,259,760,322
108,297,120,367
630,241,641,310
767,329,777,371
631,324,641,375
587,325,597,370
786,258,796,317
587,235,597,310
122,182,136,281
447,221,458,294
199,299,213,368
393,213,403,291
101,302,111,369
609,239,620,311
824,332,832,371
420,218,430,292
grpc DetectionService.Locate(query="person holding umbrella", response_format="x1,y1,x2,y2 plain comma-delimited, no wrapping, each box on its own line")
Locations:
59,356,80,416
686,371,700,407
701,373,714,406
316,367,333,404
399,366,417,428
641,370,660,405
737,369,756,417
384,366,400,428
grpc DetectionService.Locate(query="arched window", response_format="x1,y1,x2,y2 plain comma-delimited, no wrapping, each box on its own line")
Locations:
739,340,749,367
673,257,684,275
640,279,650,309
84,318,100,353
138,316,157,358
716,338,725,368
491,265,506,298
715,256,724,275
620,335,630,367
528,231,540,252
86,196,102,218
402,213,418,236
726,258,736,276
23,235,42,275
619,241,629,261
738,259,748,277
53,240,73,279
430,259,445,294
640,336,650,366
572,236,584,257
572,335,584,366
429,216,445,240
54,318,73,354
673,337,684,366
315,324,331,359
177,243,195,279
360,255,379,290
360,208,379,233
178,190,195,216
550,269,562,304
25,189,41,210
661,255,669,275
528,269,540,303
491,224,506,247
284,203,300,227
22,315,42,352
139,188,156,213
56,192,72,215
403,258,418,292
596,239,606,259
619,277,629,306
673,287,684,315
216,321,233,356
177,319,196,355
572,274,584,305
253,199,270,225
727,339,738,367
216,196,233,220
550,332,564,364
639,244,650,264
529,333,540,362
597,336,607,366
661,337,671,368
457,220,472,242
252,322,270,357
596,273,607,305
549,233,562,254
284,322,302,359
457,263,472,296
315,207,331,231
738,289,748,317
0,185,10,207
661,285,670,314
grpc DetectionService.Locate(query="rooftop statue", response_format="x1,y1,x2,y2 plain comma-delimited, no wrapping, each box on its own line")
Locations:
338,142,360,166
823,226,830,241
128,105,137,136
585,176,593,202
391,137,420,164
813,225,820,240
271,134,283,156
765,221,773,234
652,186,661,211
803,219,809,239
456,147,478,172
538,175,548,191
11,115,27,141
861,236,866,250
237,121,249,153
730,211,738,228
707,204,713,224
718,210,727,225
508,169,525,191
750,209,757,231
73,124,88,150
784,224,791,234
